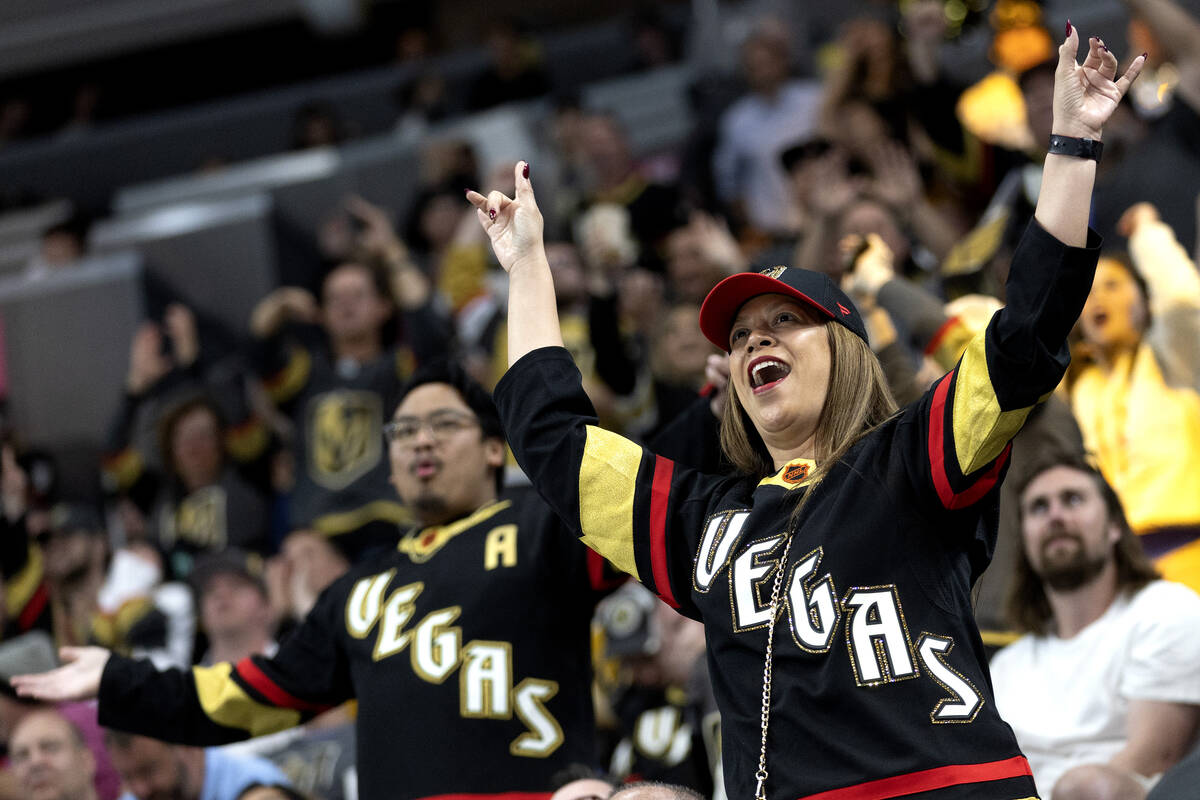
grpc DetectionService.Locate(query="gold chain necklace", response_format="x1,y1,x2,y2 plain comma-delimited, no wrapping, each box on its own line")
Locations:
754,530,797,800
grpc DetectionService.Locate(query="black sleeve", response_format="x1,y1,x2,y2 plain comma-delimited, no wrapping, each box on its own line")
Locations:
495,347,729,619
892,220,1101,515
99,575,355,744
0,513,31,580
647,394,727,474
588,291,640,396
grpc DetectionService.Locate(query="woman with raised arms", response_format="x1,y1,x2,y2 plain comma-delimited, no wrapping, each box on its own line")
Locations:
469,27,1142,800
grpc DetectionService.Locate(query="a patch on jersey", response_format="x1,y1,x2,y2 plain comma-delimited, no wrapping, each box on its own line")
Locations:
306,390,383,490
758,459,815,491
759,265,787,279
162,486,228,551
783,462,810,484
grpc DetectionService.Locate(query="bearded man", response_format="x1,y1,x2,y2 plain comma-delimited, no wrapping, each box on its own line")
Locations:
991,454,1200,800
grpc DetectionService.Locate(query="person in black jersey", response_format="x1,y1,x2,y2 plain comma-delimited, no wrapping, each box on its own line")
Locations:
457,28,1140,800
11,363,625,800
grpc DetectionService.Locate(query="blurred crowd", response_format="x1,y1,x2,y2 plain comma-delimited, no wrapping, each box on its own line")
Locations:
2,0,1200,798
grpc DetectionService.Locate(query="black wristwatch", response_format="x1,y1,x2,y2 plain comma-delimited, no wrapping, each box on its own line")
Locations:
1048,134,1104,163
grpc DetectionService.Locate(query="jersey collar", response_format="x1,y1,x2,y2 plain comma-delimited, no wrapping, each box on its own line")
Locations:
398,499,512,561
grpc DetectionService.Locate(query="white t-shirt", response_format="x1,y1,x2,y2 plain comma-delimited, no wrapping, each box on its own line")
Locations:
990,580,1200,795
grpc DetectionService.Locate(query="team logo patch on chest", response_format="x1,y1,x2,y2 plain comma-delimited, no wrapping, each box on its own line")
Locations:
307,390,383,490
162,486,227,550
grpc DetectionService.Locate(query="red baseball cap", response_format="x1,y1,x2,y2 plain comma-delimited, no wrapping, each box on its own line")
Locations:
699,265,868,351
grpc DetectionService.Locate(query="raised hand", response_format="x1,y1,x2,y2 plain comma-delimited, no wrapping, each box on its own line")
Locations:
163,303,199,368
345,194,407,264
9,646,110,702
127,322,171,395
466,161,545,275
690,212,747,274
839,233,895,305
866,141,923,213
249,286,320,339
705,354,731,419
1118,202,1160,237
1053,25,1146,140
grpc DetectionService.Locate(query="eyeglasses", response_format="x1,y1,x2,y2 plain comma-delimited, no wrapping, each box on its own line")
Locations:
383,410,479,445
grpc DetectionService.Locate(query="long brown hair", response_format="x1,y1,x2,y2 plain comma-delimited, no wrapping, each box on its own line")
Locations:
720,322,898,498
1005,453,1160,636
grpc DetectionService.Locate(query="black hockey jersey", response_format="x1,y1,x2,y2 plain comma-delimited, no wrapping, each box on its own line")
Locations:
98,489,620,800
494,221,1101,800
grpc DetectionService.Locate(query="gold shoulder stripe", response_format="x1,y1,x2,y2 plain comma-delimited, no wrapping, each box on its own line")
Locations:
578,427,640,579
952,334,1032,475
101,449,144,492
225,418,270,463
4,546,44,618
264,347,312,404
193,663,302,737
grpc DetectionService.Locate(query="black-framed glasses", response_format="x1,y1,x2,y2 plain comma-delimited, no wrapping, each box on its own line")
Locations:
383,410,479,445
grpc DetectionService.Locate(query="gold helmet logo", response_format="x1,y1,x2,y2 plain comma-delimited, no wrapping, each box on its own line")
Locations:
759,266,787,279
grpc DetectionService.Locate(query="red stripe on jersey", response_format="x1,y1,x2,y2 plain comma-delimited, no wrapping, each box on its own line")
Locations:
924,316,960,356
586,548,622,591
649,455,679,609
928,372,1011,510
17,583,48,631
421,793,551,799
235,658,332,713
800,755,1033,800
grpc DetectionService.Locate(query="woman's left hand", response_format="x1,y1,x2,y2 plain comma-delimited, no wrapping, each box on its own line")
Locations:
466,161,545,275
1052,25,1145,140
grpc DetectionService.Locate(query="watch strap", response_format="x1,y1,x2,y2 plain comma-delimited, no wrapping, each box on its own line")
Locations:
1048,135,1104,162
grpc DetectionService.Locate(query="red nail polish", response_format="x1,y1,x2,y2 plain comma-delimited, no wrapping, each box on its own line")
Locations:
488,209,496,221
463,188,470,197
522,163,530,179
1066,20,1072,37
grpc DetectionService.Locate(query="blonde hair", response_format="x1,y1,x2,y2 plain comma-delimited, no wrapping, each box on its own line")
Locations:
720,323,898,498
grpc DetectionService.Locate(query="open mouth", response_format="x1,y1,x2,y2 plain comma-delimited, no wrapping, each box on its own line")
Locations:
413,458,440,479
1091,310,1108,329
748,357,791,394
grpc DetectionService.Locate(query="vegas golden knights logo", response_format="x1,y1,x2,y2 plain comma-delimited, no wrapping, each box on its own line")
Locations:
308,390,383,490
162,486,227,550
759,265,787,279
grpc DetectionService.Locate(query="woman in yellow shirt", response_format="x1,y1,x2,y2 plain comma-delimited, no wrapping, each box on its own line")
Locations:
1069,202,1200,591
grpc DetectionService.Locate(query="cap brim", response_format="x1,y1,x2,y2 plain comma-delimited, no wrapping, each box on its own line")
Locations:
699,273,835,351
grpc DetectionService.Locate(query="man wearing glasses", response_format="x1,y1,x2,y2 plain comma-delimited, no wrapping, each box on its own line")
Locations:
14,362,623,800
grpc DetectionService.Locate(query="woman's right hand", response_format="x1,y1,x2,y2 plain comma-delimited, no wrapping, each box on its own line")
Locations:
466,161,545,275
